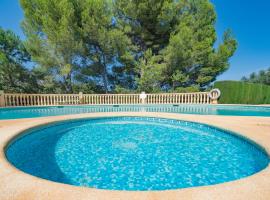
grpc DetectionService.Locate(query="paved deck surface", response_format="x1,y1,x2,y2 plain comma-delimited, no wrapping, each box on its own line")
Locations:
0,112,269,200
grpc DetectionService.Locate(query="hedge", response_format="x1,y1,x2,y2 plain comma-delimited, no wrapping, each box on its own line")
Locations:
213,81,270,104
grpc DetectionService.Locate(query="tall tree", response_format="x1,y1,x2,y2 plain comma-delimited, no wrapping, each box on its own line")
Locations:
80,0,134,93
164,0,237,89
18,0,238,94
115,0,181,91
20,0,84,93
242,68,270,85
0,27,37,93
20,0,134,94
115,0,237,92
115,0,181,55
136,49,165,92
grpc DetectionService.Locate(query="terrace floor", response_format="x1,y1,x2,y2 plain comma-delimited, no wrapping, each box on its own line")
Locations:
0,112,269,200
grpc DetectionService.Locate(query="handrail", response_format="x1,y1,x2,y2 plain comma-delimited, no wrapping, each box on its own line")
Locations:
0,90,220,107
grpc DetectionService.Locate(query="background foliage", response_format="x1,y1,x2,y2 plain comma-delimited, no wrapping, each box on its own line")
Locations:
241,68,270,85
214,81,270,104
0,28,38,93
0,0,237,94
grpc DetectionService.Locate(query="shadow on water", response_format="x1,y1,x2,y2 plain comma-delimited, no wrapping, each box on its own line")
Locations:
6,126,73,185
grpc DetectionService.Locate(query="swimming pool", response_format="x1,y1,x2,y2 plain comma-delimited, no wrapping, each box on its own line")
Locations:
1,104,270,119
6,117,269,191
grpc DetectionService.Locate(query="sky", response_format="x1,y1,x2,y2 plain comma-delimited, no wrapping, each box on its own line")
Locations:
0,0,270,81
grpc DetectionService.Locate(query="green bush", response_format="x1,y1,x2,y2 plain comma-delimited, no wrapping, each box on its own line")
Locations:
214,81,270,104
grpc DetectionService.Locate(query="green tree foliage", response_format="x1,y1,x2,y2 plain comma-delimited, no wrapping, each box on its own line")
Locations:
115,0,237,92
241,68,270,85
115,0,180,54
136,49,165,92
20,0,134,93
20,0,84,93
79,0,134,93
0,27,38,93
1,0,237,94
115,0,181,91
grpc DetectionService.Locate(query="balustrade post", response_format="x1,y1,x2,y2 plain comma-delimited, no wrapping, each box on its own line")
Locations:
211,95,218,104
139,92,147,104
0,91,5,107
209,89,221,104
211,99,218,104
79,92,84,104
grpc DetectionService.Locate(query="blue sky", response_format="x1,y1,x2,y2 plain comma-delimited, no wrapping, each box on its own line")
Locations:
0,0,270,80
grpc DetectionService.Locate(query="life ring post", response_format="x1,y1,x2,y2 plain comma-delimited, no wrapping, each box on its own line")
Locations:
208,89,221,104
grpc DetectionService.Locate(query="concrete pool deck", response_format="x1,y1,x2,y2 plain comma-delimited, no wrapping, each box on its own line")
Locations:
0,112,269,200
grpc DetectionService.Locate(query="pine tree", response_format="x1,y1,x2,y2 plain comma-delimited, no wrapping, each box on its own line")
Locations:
242,68,270,85
115,0,237,92
19,0,238,93
0,27,37,92
20,0,84,93
80,0,134,93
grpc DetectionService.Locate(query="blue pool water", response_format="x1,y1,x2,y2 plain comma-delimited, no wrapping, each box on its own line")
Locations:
6,117,269,191
1,104,270,120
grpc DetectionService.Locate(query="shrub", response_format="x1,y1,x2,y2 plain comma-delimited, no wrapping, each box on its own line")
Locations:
214,81,270,104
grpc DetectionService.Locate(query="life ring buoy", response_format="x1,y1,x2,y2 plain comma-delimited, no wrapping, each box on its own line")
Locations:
208,89,221,100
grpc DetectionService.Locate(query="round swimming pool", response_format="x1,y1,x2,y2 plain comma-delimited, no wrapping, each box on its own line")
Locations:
6,117,269,191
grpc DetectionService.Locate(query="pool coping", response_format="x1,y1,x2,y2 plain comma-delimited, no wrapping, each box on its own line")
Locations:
0,112,270,200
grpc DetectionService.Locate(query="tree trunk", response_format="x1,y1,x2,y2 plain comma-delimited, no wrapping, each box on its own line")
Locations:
8,74,15,88
65,73,73,93
172,81,176,90
100,53,109,93
102,64,109,94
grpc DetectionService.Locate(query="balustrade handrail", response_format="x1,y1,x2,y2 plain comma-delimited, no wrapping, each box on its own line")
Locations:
0,90,220,107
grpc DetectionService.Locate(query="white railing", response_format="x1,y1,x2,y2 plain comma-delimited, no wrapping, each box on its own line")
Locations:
146,92,211,104
1,94,80,107
0,90,220,107
83,94,141,105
